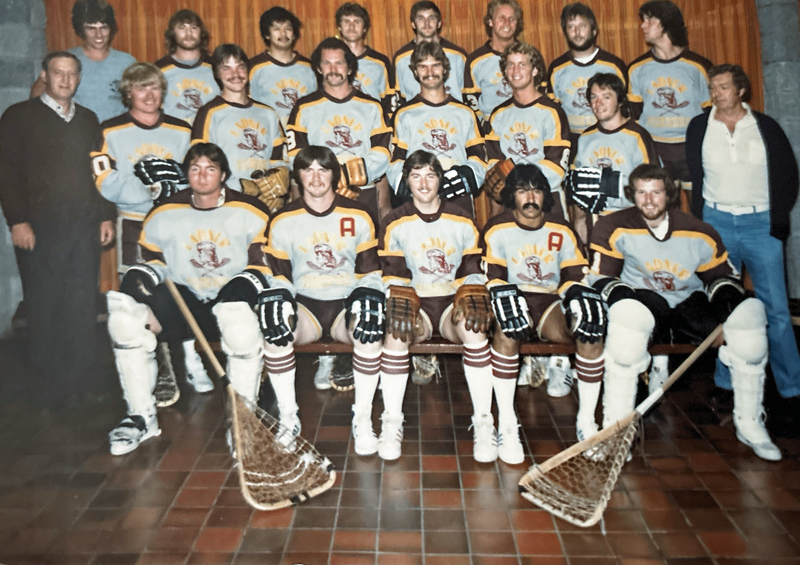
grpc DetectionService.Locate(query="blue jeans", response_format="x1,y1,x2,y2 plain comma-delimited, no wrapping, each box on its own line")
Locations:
704,205,800,397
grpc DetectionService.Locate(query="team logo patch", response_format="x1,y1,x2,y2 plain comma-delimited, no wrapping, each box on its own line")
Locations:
272,79,307,110
503,123,540,158
172,79,213,112
415,238,455,281
322,116,363,156
647,78,689,115
566,77,591,110
494,73,512,98
130,144,173,164
353,72,373,93
592,147,625,169
419,119,458,158
513,244,556,285
301,233,348,272
233,118,268,157
186,230,231,275
643,259,689,292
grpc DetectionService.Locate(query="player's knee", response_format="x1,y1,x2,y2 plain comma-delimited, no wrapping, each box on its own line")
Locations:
491,326,519,355
213,302,262,358
576,339,603,360
605,299,654,366
722,298,768,364
107,291,156,350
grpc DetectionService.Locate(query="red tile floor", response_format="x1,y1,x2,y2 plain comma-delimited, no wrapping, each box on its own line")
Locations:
1,327,800,565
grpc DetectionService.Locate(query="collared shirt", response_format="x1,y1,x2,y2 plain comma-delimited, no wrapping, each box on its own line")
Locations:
702,103,769,207
40,92,76,122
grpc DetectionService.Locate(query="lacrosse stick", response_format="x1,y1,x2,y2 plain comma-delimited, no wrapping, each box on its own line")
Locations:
165,279,336,511
519,324,723,527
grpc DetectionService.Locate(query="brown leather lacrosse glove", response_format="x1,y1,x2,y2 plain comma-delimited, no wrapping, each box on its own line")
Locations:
386,285,423,343
240,166,290,213
336,158,368,199
483,159,515,203
451,284,494,333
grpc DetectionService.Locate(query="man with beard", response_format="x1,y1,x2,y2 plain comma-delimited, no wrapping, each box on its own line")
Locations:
249,7,317,126
628,1,712,193
336,3,396,117
590,163,781,461
546,3,627,144
155,9,219,124
392,1,467,104
463,0,523,122
192,44,287,204
482,164,605,459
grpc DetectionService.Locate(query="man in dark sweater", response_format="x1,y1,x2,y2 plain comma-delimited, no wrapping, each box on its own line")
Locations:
0,51,116,410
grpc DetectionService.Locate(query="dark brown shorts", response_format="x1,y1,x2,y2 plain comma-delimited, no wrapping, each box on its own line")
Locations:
119,218,143,269
654,141,690,186
419,295,455,336
522,291,561,339
296,294,346,338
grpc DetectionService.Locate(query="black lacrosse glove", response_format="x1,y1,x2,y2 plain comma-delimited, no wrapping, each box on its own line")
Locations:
440,165,479,200
563,283,606,343
256,288,297,347
564,167,620,214
134,158,188,205
707,276,746,323
593,277,637,306
489,284,531,340
119,264,162,303
345,287,386,344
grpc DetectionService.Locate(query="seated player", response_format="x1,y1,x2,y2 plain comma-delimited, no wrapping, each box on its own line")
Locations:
483,165,606,460
379,150,495,462
105,143,271,455
260,146,385,454
590,163,780,461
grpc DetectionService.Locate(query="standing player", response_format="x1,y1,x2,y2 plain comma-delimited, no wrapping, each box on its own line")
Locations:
336,3,396,117
546,3,627,142
463,0,522,122
105,142,271,455
483,165,605,458
261,146,385,453
192,44,287,206
388,41,486,214
628,0,711,192
155,9,219,124
379,150,495,461
484,41,571,219
392,1,467,103
590,164,780,461
568,73,660,246
249,7,317,126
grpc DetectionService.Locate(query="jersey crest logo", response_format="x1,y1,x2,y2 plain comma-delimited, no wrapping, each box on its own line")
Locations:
416,238,455,281
643,259,689,292
353,72,373,93
592,147,625,169
186,230,231,275
647,78,689,115
504,123,540,158
233,118,268,157
513,244,555,285
130,144,173,163
323,116,363,155
173,79,212,112
494,74,512,98
302,233,348,272
272,79,306,110
420,119,458,157
567,77,591,110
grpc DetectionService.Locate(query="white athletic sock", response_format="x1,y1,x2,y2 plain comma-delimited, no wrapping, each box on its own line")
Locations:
463,340,493,417
492,376,518,428
575,354,603,423
380,349,409,416
352,350,381,414
266,352,297,416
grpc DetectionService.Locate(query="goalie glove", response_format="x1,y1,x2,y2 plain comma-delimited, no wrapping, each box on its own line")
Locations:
240,166,290,212
484,159,515,203
119,264,162,304
707,276,745,323
256,288,297,347
451,284,494,334
386,285,423,343
490,284,531,340
344,287,386,344
390,177,413,208
216,269,270,308
563,283,606,343
440,165,479,200
593,277,636,306
564,167,620,214
134,158,188,205
336,158,368,199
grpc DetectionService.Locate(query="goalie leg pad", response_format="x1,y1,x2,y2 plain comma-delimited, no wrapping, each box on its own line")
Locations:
213,302,263,403
107,291,157,351
722,298,768,365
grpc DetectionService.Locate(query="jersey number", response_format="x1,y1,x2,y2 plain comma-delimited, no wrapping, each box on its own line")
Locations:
340,217,356,237
92,154,112,178
548,232,563,252
286,130,297,152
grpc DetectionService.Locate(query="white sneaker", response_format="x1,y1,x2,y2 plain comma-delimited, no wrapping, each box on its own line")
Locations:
109,415,161,456
576,414,599,443
185,354,214,394
496,421,524,464
471,413,498,463
736,412,782,461
277,411,302,449
314,355,334,390
546,357,573,398
648,355,669,395
378,412,404,461
352,406,378,456
517,356,532,386
518,356,548,388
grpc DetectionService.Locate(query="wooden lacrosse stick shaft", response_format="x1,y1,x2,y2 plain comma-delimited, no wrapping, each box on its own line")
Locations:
164,279,227,382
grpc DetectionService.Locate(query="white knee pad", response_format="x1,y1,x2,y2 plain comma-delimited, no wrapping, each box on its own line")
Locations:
605,299,654,370
213,302,263,359
107,291,157,351
721,298,768,366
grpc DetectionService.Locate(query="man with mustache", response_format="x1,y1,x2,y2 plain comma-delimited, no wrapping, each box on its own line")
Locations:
155,9,219,124
482,164,605,458
192,44,287,205
546,3,627,144
463,0,523,122
286,37,392,390
249,7,317,126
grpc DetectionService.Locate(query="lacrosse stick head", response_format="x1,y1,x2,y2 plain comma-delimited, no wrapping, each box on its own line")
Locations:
227,383,336,510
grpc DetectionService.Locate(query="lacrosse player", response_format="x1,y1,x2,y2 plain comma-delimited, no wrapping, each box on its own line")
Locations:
105,142,271,455
260,145,385,454
483,164,606,460
379,149,496,462
590,164,780,461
